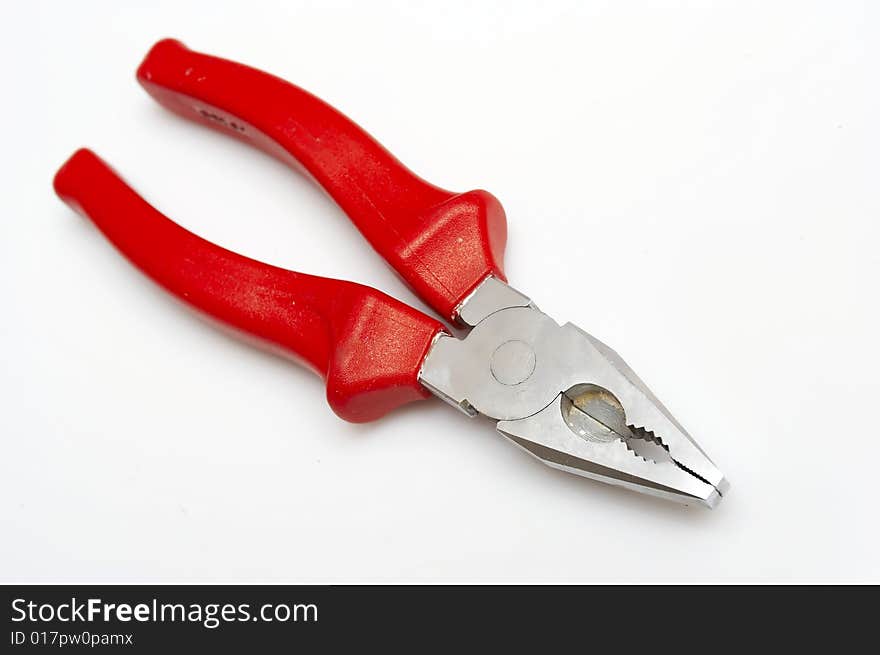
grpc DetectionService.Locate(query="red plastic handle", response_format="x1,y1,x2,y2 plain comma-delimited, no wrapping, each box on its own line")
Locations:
136,39,507,322
54,149,445,423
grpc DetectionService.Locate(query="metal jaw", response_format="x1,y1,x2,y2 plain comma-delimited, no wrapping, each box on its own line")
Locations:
419,277,729,508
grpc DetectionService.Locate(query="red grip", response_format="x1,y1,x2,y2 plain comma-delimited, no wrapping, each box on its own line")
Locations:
136,38,507,322
53,149,444,423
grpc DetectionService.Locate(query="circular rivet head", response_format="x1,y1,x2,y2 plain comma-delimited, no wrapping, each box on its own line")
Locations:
490,340,537,386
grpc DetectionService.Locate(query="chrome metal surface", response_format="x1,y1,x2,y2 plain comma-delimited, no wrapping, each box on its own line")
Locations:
454,275,532,327
420,277,728,508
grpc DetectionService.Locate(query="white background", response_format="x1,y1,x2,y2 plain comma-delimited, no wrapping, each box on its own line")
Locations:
2,1,878,583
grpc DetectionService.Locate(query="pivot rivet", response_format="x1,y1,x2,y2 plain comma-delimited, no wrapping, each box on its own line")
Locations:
490,340,536,385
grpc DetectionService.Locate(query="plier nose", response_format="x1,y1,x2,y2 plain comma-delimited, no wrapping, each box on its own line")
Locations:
54,39,728,508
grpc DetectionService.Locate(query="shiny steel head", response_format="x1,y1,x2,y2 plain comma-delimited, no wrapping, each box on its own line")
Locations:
420,277,728,508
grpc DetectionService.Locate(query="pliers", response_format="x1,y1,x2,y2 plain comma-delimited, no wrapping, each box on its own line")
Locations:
54,39,729,508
